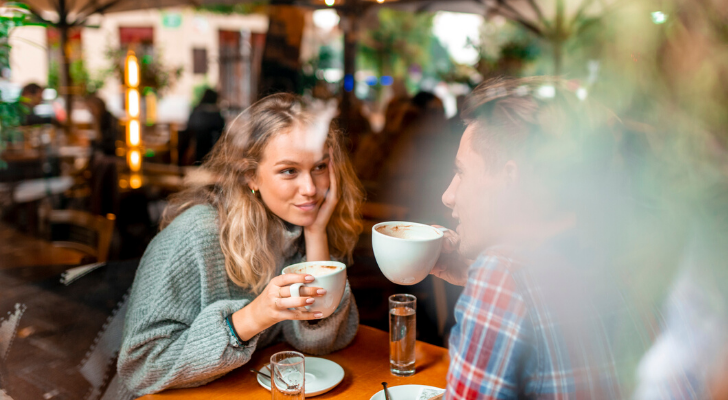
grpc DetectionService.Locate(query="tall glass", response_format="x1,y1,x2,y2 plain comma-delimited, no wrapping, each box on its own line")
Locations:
389,294,417,376
270,351,305,399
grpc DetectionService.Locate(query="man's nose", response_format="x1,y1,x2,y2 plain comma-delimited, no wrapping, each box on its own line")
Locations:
442,177,457,209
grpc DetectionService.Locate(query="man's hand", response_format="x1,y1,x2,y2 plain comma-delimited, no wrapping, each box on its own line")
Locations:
430,226,470,287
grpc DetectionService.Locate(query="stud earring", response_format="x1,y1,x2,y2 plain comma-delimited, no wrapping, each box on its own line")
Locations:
251,189,256,195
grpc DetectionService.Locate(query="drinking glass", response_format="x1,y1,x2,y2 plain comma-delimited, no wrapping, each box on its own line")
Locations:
270,351,305,399
389,294,417,376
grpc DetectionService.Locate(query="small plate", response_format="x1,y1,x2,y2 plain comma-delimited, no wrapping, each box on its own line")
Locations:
370,384,445,400
256,357,344,397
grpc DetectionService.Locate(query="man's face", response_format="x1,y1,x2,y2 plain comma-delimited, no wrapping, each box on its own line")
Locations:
23,91,43,107
442,123,511,259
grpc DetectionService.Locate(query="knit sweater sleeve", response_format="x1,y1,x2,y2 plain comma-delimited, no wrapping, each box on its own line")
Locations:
117,206,262,396
283,280,359,355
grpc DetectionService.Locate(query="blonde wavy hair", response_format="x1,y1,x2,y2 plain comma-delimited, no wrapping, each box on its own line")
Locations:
161,93,364,294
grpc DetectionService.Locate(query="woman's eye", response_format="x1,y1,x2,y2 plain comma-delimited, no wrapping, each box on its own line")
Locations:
280,168,296,176
314,163,328,172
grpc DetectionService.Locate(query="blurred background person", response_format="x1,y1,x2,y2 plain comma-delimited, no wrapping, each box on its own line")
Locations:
185,88,225,165
19,83,58,126
83,94,120,217
377,91,452,224
85,94,120,157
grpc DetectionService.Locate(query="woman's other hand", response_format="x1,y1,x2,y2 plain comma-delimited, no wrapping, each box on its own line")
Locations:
430,225,471,287
231,273,326,341
304,148,339,261
307,148,339,234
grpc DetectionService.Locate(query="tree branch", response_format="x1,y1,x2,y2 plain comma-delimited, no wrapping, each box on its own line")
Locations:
487,5,545,38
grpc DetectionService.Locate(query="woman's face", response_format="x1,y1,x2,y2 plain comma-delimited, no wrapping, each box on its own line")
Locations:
250,126,331,227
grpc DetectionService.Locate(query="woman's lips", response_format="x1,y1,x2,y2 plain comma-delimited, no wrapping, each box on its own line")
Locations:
295,202,318,211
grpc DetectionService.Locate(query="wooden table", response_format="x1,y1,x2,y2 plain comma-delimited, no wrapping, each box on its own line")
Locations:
138,325,450,399
0,222,86,270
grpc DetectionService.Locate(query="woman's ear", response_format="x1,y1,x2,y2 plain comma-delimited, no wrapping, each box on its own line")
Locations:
245,171,258,192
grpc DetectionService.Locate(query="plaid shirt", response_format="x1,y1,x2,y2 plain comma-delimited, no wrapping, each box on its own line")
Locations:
445,246,644,400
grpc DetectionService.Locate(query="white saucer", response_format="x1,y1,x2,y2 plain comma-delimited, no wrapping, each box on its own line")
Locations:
370,384,445,400
256,357,345,397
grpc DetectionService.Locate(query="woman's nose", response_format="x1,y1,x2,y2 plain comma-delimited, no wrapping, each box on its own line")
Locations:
300,173,317,197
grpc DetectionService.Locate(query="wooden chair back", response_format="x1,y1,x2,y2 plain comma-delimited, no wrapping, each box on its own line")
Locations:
49,210,115,263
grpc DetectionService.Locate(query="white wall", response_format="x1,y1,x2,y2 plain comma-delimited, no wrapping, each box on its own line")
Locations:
9,26,48,88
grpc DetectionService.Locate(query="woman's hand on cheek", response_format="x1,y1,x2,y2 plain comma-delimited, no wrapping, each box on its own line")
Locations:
306,148,339,235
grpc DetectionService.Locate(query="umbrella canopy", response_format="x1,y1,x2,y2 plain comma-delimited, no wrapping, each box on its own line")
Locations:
21,0,236,22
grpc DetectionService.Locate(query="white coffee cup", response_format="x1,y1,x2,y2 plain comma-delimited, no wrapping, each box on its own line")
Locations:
282,261,347,318
372,221,445,285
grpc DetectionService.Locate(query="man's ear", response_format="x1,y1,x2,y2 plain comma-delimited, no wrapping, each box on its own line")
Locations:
503,160,519,187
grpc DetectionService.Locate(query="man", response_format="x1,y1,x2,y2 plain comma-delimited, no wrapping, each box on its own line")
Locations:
19,83,58,126
432,77,651,399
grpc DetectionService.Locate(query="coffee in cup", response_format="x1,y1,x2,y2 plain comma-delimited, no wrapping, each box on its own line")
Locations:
372,221,444,285
282,261,347,318
286,263,344,277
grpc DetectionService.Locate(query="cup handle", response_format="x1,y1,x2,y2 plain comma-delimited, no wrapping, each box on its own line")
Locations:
288,282,310,311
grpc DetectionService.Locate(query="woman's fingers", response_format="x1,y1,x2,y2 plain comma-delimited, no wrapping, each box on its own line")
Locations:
269,273,314,288
327,148,338,200
278,285,326,298
279,309,324,320
275,296,316,309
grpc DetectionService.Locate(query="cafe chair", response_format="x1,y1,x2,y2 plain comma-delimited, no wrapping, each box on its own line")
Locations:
48,210,115,264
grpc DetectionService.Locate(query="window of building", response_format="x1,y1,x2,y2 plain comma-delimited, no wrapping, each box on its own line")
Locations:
192,48,208,75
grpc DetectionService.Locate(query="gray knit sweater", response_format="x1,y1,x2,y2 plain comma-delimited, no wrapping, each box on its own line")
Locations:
117,205,359,396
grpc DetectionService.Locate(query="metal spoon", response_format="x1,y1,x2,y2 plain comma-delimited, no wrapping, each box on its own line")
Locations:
250,369,271,380
250,367,296,390
382,382,392,400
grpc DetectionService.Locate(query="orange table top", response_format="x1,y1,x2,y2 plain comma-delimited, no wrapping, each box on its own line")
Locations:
137,325,450,400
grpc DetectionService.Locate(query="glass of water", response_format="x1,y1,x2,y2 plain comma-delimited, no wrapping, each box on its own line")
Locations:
270,351,305,399
389,293,417,376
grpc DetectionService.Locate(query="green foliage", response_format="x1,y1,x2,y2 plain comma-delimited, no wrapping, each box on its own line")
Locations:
358,9,436,83
0,2,32,167
476,18,542,76
191,80,213,106
47,59,108,95
104,46,183,97
196,2,267,15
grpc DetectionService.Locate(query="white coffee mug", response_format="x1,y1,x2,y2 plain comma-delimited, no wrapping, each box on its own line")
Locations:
372,221,444,285
282,261,347,318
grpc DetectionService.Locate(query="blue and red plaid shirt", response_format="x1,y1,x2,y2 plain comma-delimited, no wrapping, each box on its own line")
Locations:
446,246,650,399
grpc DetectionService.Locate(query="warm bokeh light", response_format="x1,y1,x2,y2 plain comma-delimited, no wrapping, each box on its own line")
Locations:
127,89,140,118
145,92,157,125
129,174,142,189
325,0,334,6
128,149,141,172
125,52,139,88
128,119,140,146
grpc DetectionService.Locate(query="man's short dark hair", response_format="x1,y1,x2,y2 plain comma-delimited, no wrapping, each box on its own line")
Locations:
21,83,43,96
462,76,613,173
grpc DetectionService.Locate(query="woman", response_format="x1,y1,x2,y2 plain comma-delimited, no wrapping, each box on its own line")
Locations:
118,93,363,395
